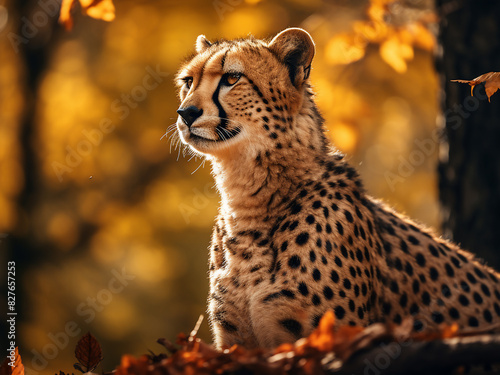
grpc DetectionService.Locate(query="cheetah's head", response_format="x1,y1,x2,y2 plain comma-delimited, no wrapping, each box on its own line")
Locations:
175,28,315,157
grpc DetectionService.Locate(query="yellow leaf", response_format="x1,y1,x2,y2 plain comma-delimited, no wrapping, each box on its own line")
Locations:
370,0,396,5
367,0,398,22
81,0,115,22
59,0,77,31
0,347,24,375
307,310,336,352
58,0,115,30
325,33,367,65
452,72,500,102
379,35,414,73
397,28,414,45
410,23,436,51
367,3,386,23
353,20,388,44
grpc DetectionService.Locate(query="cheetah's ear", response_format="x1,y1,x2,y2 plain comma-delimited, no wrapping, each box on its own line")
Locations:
268,28,315,88
196,34,212,54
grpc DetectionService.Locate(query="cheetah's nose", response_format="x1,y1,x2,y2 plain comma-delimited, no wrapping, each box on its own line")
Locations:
177,105,203,128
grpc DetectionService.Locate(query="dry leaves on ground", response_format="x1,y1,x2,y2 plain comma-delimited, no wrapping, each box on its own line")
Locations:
113,312,466,375
2,316,498,375
452,72,500,102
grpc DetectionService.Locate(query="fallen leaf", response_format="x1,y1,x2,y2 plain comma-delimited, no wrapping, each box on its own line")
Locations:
59,0,115,31
414,323,459,341
0,347,24,375
332,324,371,361
74,332,103,372
111,312,484,375
114,355,150,375
452,72,500,102
307,310,336,352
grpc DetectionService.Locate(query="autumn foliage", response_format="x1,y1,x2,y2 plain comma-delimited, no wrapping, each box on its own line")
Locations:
2,313,500,375
73,332,104,373
59,0,115,30
113,313,462,375
325,0,436,73
0,348,23,375
452,72,500,102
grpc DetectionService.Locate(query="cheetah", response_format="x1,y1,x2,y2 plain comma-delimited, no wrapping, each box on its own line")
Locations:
175,28,500,349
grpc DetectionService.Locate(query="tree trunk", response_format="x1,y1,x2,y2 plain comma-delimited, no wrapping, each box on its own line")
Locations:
7,0,59,344
436,0,500,269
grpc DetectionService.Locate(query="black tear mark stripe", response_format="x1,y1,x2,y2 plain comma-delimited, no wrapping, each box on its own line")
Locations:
211,56,242,140
212,74,228,129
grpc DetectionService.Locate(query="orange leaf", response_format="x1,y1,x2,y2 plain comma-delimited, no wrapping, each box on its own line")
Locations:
380,34,413,73
414,323,460,341
367,2,387,22
452,72,500,102
325,33,367,65
273,342,294,354
80,0,115,22
441,323,459,339
0,347,24,375
58,0,115,31
59,0,77,31
379,34,414,73
75,332,103,372
353,20,389,44
308,310,336,352
409,23,436,51
115,355,150,375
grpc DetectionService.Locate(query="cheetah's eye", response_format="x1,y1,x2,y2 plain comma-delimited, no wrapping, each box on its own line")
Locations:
183,77,193,89
222,73,242,86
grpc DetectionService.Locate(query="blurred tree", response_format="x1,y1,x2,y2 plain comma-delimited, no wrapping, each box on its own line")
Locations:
10,0,53,229
9,0,59,326
437,0,500,269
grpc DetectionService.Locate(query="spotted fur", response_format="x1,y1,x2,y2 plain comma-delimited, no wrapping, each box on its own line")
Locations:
175,28,500,349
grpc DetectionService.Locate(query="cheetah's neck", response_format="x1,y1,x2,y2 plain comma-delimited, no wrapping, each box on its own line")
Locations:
210,99,332,229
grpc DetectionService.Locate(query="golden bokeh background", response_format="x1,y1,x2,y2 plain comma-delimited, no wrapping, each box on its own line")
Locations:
0,0,439,373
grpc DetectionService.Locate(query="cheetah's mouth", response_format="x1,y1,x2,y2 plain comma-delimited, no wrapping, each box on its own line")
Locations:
187,125,241,143
176,116,244,153
213,125,241,142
